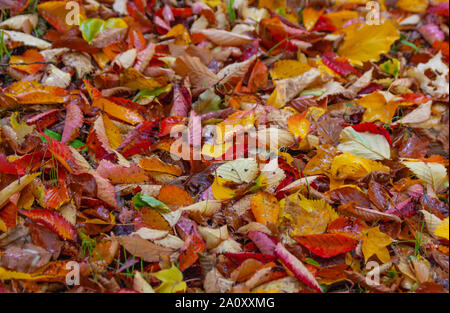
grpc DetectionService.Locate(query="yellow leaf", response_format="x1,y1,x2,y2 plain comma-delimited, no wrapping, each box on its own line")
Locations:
163,24,191,45
330,153,390,181
211,176,236,201
92,97,144,125
270,60,311,80
201,0,222,7
357,91,399,123
285,194,338,236
102,114,123,150
302,8,323,31
434,217,449,240
215,111,255,144
251,192,280,226
396,0,428,13
338,20,400,66
0,173,41,208
0,267,52,281
202,141,233,159
0,219,7,233
267,88,285,109
153,264,187,293
287,113,311,139
362,226,393,263
380,58,400,77
324,10,358,29
120,68,164,91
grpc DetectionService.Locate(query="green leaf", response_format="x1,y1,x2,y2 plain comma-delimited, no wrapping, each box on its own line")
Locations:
41,129,62,142
304,257,320,266
193,89,223,114
380,59,400,77
300,90,325,97
227,0,236,23
133,85,173,103
132,193,171,213
80,18,128,44
153,264,187,293
70,139,87,152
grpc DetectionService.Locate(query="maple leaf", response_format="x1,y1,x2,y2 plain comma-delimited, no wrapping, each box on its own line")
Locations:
152,264,187,293
361,226,393,264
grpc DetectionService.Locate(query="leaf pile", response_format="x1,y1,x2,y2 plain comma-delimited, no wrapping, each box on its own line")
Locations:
0,0,448,293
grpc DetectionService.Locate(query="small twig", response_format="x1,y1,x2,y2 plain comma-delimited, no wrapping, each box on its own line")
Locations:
0,61,56,66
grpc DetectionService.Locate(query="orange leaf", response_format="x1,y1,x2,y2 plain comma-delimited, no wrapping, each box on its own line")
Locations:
38,1,85,33
9,49,45,75
293,233,358,258
3,81,68,105
287,113,311,139
93,97,144,125
138,156,183,176
157,185,194,209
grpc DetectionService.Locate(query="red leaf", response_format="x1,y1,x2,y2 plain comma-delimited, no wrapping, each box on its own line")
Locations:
117,120,161,158
19,209,77,242
293,234,358,258
312,16,336,32
0,0,29,16
26,109,60,130
43,135,79,174
429,2,449,15
322,52,360,76
275,243,323,293
351,123,392,146
225,252,276,265
0,153,26,175
176,217,205,271
62,100,83,144
0,202,18,229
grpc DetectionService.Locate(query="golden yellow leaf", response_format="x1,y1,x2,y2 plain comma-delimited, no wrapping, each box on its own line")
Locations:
102,114,123,150
338,20,400,66
434,217,449,240
357,91,399,123
362,226,393,263
0,267,52,281
211,176,236,201
251,192,280,226
163,24,191,45
302,7,323,31
396,0,428,13
324,10,358,29
330,153,390,184
270,60,311,80
284,194,339,236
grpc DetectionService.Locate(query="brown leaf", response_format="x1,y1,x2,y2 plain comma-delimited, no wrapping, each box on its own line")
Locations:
119,234,174,262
